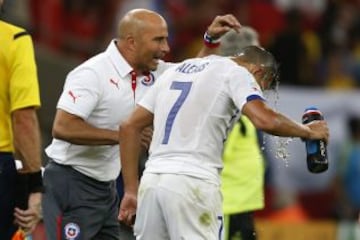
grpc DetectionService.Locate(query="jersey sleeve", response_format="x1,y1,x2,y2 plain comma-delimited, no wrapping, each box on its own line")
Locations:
227,68,264,111
57,68,101,119
9,32,40,112
156,60,176,75
138,78,162,114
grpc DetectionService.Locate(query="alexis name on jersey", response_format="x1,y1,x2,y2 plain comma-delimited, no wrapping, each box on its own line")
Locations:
175,61,210,74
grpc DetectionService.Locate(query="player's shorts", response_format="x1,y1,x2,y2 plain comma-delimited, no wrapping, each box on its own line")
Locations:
134,172,224,240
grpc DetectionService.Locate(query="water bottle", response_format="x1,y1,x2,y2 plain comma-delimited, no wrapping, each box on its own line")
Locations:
302,107,328,173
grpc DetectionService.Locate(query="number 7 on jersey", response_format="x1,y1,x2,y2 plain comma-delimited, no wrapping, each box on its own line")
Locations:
162,81,192,144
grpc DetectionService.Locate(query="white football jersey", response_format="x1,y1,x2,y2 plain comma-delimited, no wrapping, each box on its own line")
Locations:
139,55,264,184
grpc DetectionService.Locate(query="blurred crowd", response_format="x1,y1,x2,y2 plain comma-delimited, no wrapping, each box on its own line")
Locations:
2,0,360,227
2,0,360,89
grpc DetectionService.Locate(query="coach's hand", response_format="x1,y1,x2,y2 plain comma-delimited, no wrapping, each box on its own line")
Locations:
118,192,137,227
206,14,241,40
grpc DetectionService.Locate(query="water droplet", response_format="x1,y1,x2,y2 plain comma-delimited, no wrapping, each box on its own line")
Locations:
273,136,294,166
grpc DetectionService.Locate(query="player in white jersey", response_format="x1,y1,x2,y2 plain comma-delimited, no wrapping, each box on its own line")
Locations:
42,8,241,240
118,46,329,240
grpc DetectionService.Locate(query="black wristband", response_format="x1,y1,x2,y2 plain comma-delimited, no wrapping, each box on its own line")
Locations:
28,170,44,193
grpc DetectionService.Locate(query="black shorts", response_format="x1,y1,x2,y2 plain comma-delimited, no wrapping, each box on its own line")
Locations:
0,152,17,240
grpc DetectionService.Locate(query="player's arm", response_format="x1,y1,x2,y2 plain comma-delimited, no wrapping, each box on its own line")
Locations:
10,31,41,172
52,109,118,145
12,107,43,234
197,14,241,57
12,107,42,172
118,105,154,226
10,31,43,234
119,105,153,195
242,99,329,142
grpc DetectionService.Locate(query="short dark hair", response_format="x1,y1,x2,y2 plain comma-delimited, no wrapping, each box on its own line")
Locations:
236,46,280,89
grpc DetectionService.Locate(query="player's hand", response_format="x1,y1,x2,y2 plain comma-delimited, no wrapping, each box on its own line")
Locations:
207,14,241,39
13,192,42,235
118,192,137,227
140,126,153,150
306,120,329,144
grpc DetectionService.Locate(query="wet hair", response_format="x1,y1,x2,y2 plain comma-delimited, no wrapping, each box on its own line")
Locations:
236,46,280,89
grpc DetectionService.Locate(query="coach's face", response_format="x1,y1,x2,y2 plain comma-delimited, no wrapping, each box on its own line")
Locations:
135,18,170,72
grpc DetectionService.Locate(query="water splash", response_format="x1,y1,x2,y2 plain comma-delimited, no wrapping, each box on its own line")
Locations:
274,137,294,167
262,83,296,166
263,85,296,166
263,79,280,109
261,84,280,152
261,134,294,166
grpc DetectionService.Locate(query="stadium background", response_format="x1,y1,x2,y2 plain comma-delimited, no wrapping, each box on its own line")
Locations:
2,0,360,239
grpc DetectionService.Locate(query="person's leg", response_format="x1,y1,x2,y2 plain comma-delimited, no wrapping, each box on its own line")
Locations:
223,214,231,240
116,172,125,199
159,174,223,240
93,182,121,240
43,161,121,240
0,153,17,239
228,212,256,240
42,161,70,240
117,223,135,240
134,173,169,240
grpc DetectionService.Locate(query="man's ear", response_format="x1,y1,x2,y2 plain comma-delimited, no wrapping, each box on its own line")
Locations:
252,66,264,80
254,67,262,75
252,66,268,90
126,35,137,51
